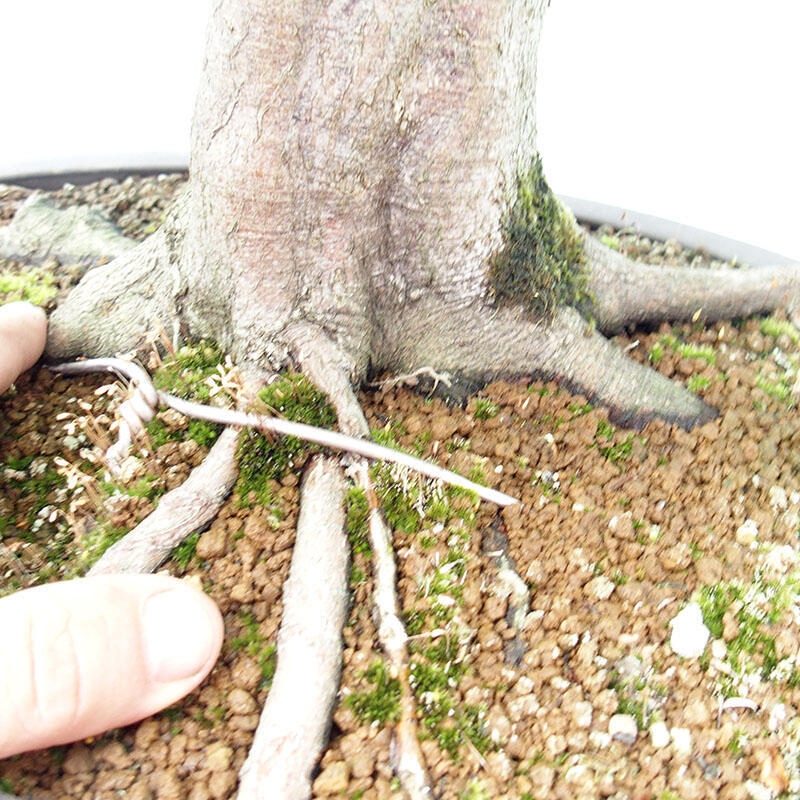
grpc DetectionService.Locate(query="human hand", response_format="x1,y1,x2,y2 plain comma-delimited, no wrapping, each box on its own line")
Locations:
0,303,224,758
0,301,47,394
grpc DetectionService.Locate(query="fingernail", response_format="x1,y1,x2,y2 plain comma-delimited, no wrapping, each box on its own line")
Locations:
142,586,221,683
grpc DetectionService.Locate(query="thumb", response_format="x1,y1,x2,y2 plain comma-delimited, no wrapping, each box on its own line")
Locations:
0,301,47,393
0,574,223,758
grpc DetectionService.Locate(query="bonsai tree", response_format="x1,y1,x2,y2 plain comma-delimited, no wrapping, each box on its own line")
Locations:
33,0,799,796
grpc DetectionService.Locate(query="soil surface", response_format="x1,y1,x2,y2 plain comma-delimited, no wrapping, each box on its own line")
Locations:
2,176,800,800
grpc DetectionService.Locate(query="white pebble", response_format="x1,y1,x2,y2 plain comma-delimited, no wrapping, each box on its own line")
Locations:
669,602,710,658
736,519,759,546
649,721,670,748
769,702,787,732
609,713,638,745
761,544,797,576
744,780,774,800
670,727,692,757
589,730,611,749
584,575,616,601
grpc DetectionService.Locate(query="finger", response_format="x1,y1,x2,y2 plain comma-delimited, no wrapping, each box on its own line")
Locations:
0,301,47,393
0,574,223,758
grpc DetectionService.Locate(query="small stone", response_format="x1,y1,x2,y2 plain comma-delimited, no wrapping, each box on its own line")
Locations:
63,744,95,775
609,713,638,745
671,727,692,757
769,702,787,732
227,687,257,714
506,693,540,722
670,602,710,658
736,519,759,546
350,750,373,779
660,541,693,571
208,771,237,799
744,780,773,800
571,700,593,728
694,554,724,584
196,526,227,558
650,721,670,748
584,575,615,601
204,742,233,772
528,763,556,796
312,761,350,795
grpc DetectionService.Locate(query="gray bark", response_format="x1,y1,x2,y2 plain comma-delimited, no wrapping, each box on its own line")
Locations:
88,427,239,575
583,233,800,334
237,455,348,800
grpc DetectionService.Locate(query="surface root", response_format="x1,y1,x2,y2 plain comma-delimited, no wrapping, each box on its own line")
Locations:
583,233,800,334
237,455,349,800
88,427,239,575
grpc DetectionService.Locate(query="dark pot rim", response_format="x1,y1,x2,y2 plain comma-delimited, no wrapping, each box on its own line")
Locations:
560,195,792,267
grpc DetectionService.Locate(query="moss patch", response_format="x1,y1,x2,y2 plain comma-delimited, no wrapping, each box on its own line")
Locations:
147,341,225,447
235,373,336,506
346,660,402,725
488,155,588,317
0,267,57,306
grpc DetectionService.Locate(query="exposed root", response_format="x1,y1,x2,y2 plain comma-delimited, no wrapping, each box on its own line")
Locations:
351,461,434,800
286,323,370,437
388,300,717,429
46,193,192,360
370,367,453,393
582,232,800,335
237,455,349,800
298,339,434,798
88,427,239,575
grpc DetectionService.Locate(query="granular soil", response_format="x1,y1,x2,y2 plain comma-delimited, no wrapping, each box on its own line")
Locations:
2,175,800,800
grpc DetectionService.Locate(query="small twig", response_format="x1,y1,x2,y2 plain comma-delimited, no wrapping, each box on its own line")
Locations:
370,366,453,392
49,358,519,507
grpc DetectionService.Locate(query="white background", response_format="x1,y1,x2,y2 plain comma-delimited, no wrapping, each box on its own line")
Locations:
1,1,797,260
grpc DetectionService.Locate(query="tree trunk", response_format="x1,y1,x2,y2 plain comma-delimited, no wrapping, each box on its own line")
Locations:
49,0,546,376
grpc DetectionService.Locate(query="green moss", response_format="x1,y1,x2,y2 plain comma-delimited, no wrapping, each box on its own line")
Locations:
346,487,371,557
1,454,66,530
592,420,638,466
760,315,800,344
229,611,276,690
100,475,161,503
599,233,621,251
687,374,711,393
77,522,129,570
410,658,490,760
648,341,665,365
172,532,200,570
697,572,800,690
677,342,716,365
0,268,57,306
152,341,223,402
347,660,402,725
472,398,499,420
236,373,336,505
755,371,793,406
148,341,225,446
726,729,747,757
488,155,588,318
